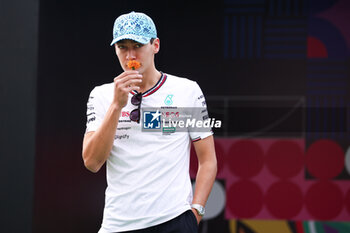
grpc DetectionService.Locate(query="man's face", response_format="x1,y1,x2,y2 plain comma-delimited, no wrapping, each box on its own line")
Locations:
114,39,159,73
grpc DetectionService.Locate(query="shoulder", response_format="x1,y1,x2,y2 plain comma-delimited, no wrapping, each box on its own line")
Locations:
164,73,200,90
89,82,114,98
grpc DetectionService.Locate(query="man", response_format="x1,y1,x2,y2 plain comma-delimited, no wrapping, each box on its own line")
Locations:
82,11,217,233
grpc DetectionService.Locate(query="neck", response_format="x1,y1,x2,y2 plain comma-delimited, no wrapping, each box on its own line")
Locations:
138,68,161,93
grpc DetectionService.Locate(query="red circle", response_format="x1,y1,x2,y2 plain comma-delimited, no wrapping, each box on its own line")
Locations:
307,36,328,58
306,139,344,179
227,140,264,178
190,140,225,177
305,181,343,220
265,181,303,218
345,189,350,215
214,142,225,175
227,180,263,218
266,140,304,179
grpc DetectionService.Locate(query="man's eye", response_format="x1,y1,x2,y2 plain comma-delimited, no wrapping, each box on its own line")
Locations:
135,44,143,48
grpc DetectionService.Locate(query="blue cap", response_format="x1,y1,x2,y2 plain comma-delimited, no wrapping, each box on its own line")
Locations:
110,11,157,46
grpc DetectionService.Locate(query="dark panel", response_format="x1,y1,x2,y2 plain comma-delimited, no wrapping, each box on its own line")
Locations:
0,0,39,232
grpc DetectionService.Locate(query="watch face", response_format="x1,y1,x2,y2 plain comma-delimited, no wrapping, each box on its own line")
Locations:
192,204,205,216
199,206,205,215
196,206,205,215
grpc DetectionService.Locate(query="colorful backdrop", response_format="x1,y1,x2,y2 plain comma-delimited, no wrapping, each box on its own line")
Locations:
31,0,350,233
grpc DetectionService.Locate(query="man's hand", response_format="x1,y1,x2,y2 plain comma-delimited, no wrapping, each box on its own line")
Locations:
191,208,202,224
113,71,142,108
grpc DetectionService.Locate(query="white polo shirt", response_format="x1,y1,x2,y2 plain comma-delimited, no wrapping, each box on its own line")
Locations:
86,73,212,232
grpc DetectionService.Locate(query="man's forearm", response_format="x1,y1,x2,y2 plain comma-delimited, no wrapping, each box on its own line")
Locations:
192,160,217,206
190,136,217,222
82,103,121,172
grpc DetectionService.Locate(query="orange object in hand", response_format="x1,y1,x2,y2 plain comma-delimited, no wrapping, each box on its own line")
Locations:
127,60,141,70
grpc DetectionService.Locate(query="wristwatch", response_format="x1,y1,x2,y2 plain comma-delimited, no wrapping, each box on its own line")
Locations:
191,204,205,216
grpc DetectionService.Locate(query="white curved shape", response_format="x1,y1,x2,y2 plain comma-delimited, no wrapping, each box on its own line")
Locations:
192,180,226,220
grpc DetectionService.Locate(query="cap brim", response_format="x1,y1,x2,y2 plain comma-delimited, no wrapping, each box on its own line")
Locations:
110,34,151,46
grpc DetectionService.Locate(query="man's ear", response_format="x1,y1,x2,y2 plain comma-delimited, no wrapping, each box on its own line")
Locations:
153,38,160,54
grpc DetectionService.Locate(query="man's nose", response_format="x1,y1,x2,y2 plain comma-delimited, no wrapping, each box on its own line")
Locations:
126,49,136,60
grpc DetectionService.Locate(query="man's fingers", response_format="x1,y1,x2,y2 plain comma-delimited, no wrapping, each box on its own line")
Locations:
114,71,141,81
114,77,141,96
122,79,142,88
125,85,140,93
114,74,142,86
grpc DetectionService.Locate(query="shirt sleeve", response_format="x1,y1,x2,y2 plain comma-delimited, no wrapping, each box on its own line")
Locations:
85,87,104,133
188,81,214,142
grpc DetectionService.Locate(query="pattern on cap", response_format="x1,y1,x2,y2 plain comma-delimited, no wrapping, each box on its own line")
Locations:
111,11,157,45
